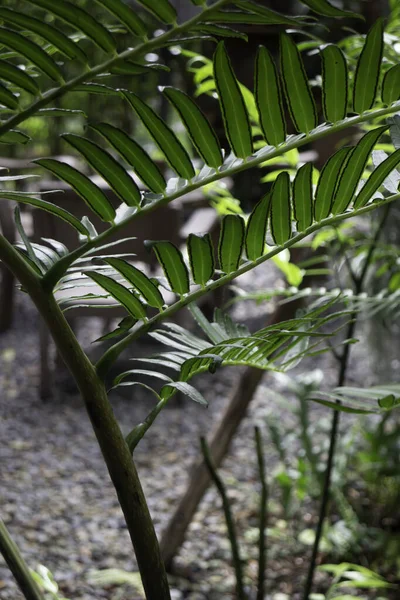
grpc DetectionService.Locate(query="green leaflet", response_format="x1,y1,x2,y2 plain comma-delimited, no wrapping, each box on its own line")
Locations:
245,193,271,261
26,0,116,53
382,65,400,105
163,87,223,170
0,59,39,95
255,46,286,147
0,130,30,144
300,0,361,18
62,134,141,207
213,41,252,159
293,163,313,231
0,82,18,110
353,19,383,114
89,272,147,320
14,206,43,272
332,126,388,215
321,44,348,123
73,83,119,95
0,193,89,236
354,148,400,209
135,0,177,24
208,6,301,26
152,241,190,296
0,27,63,83
161,381,208,406
192,24,248,42
187,233,215,287
122,91,195,181
236,1,306,26
0,8,87,62
218,214,245,274
35,159,116,222
280,33,317,134
270,172,291,245
314,147,352,220
110,62,168,76
91,123,166,194
93,0,147,37
105,258,164,309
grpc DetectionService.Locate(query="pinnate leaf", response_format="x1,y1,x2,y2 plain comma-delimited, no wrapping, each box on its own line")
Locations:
88,272,147,319
122,91,195,180
91,123,166,194
270,172,291,245
245,193,271,260
105,258,164,309
62,134,141,207
213,41,253,159
293,162,313,231
332,126,387,214
255,46,286,147
0,27,63,83
353,18,383,114
151,241,190,296
26,0,116,53
35,159,116,222
187,233,215,287
163,87,223,169
218,214,245,274
280,33,317,134
321,44,348,123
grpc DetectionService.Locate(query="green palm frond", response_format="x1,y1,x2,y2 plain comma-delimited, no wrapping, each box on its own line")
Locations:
115,298,346,398
1,0,400,377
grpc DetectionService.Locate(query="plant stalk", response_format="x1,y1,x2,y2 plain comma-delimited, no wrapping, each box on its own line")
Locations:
255,427,268,600
0,236,171,600
200,436,247,600
0,519,45,600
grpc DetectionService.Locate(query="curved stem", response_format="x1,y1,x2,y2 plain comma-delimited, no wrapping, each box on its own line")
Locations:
0,239,171,600
0,519,45,600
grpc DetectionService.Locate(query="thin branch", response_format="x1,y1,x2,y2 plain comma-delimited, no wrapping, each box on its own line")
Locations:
0,519,45,600
255,427,268,600
200,437,247,600
126,395,169,453
95,191,400,378
302,205,391,600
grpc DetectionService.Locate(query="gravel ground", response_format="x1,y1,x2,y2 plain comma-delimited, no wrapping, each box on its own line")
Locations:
0,263,386,600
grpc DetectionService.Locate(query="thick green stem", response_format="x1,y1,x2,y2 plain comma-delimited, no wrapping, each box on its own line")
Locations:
0,236,170,600
200,437,247,600
0,519,45,600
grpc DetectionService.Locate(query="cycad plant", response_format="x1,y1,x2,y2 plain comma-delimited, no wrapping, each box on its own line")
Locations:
1,1,400,599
